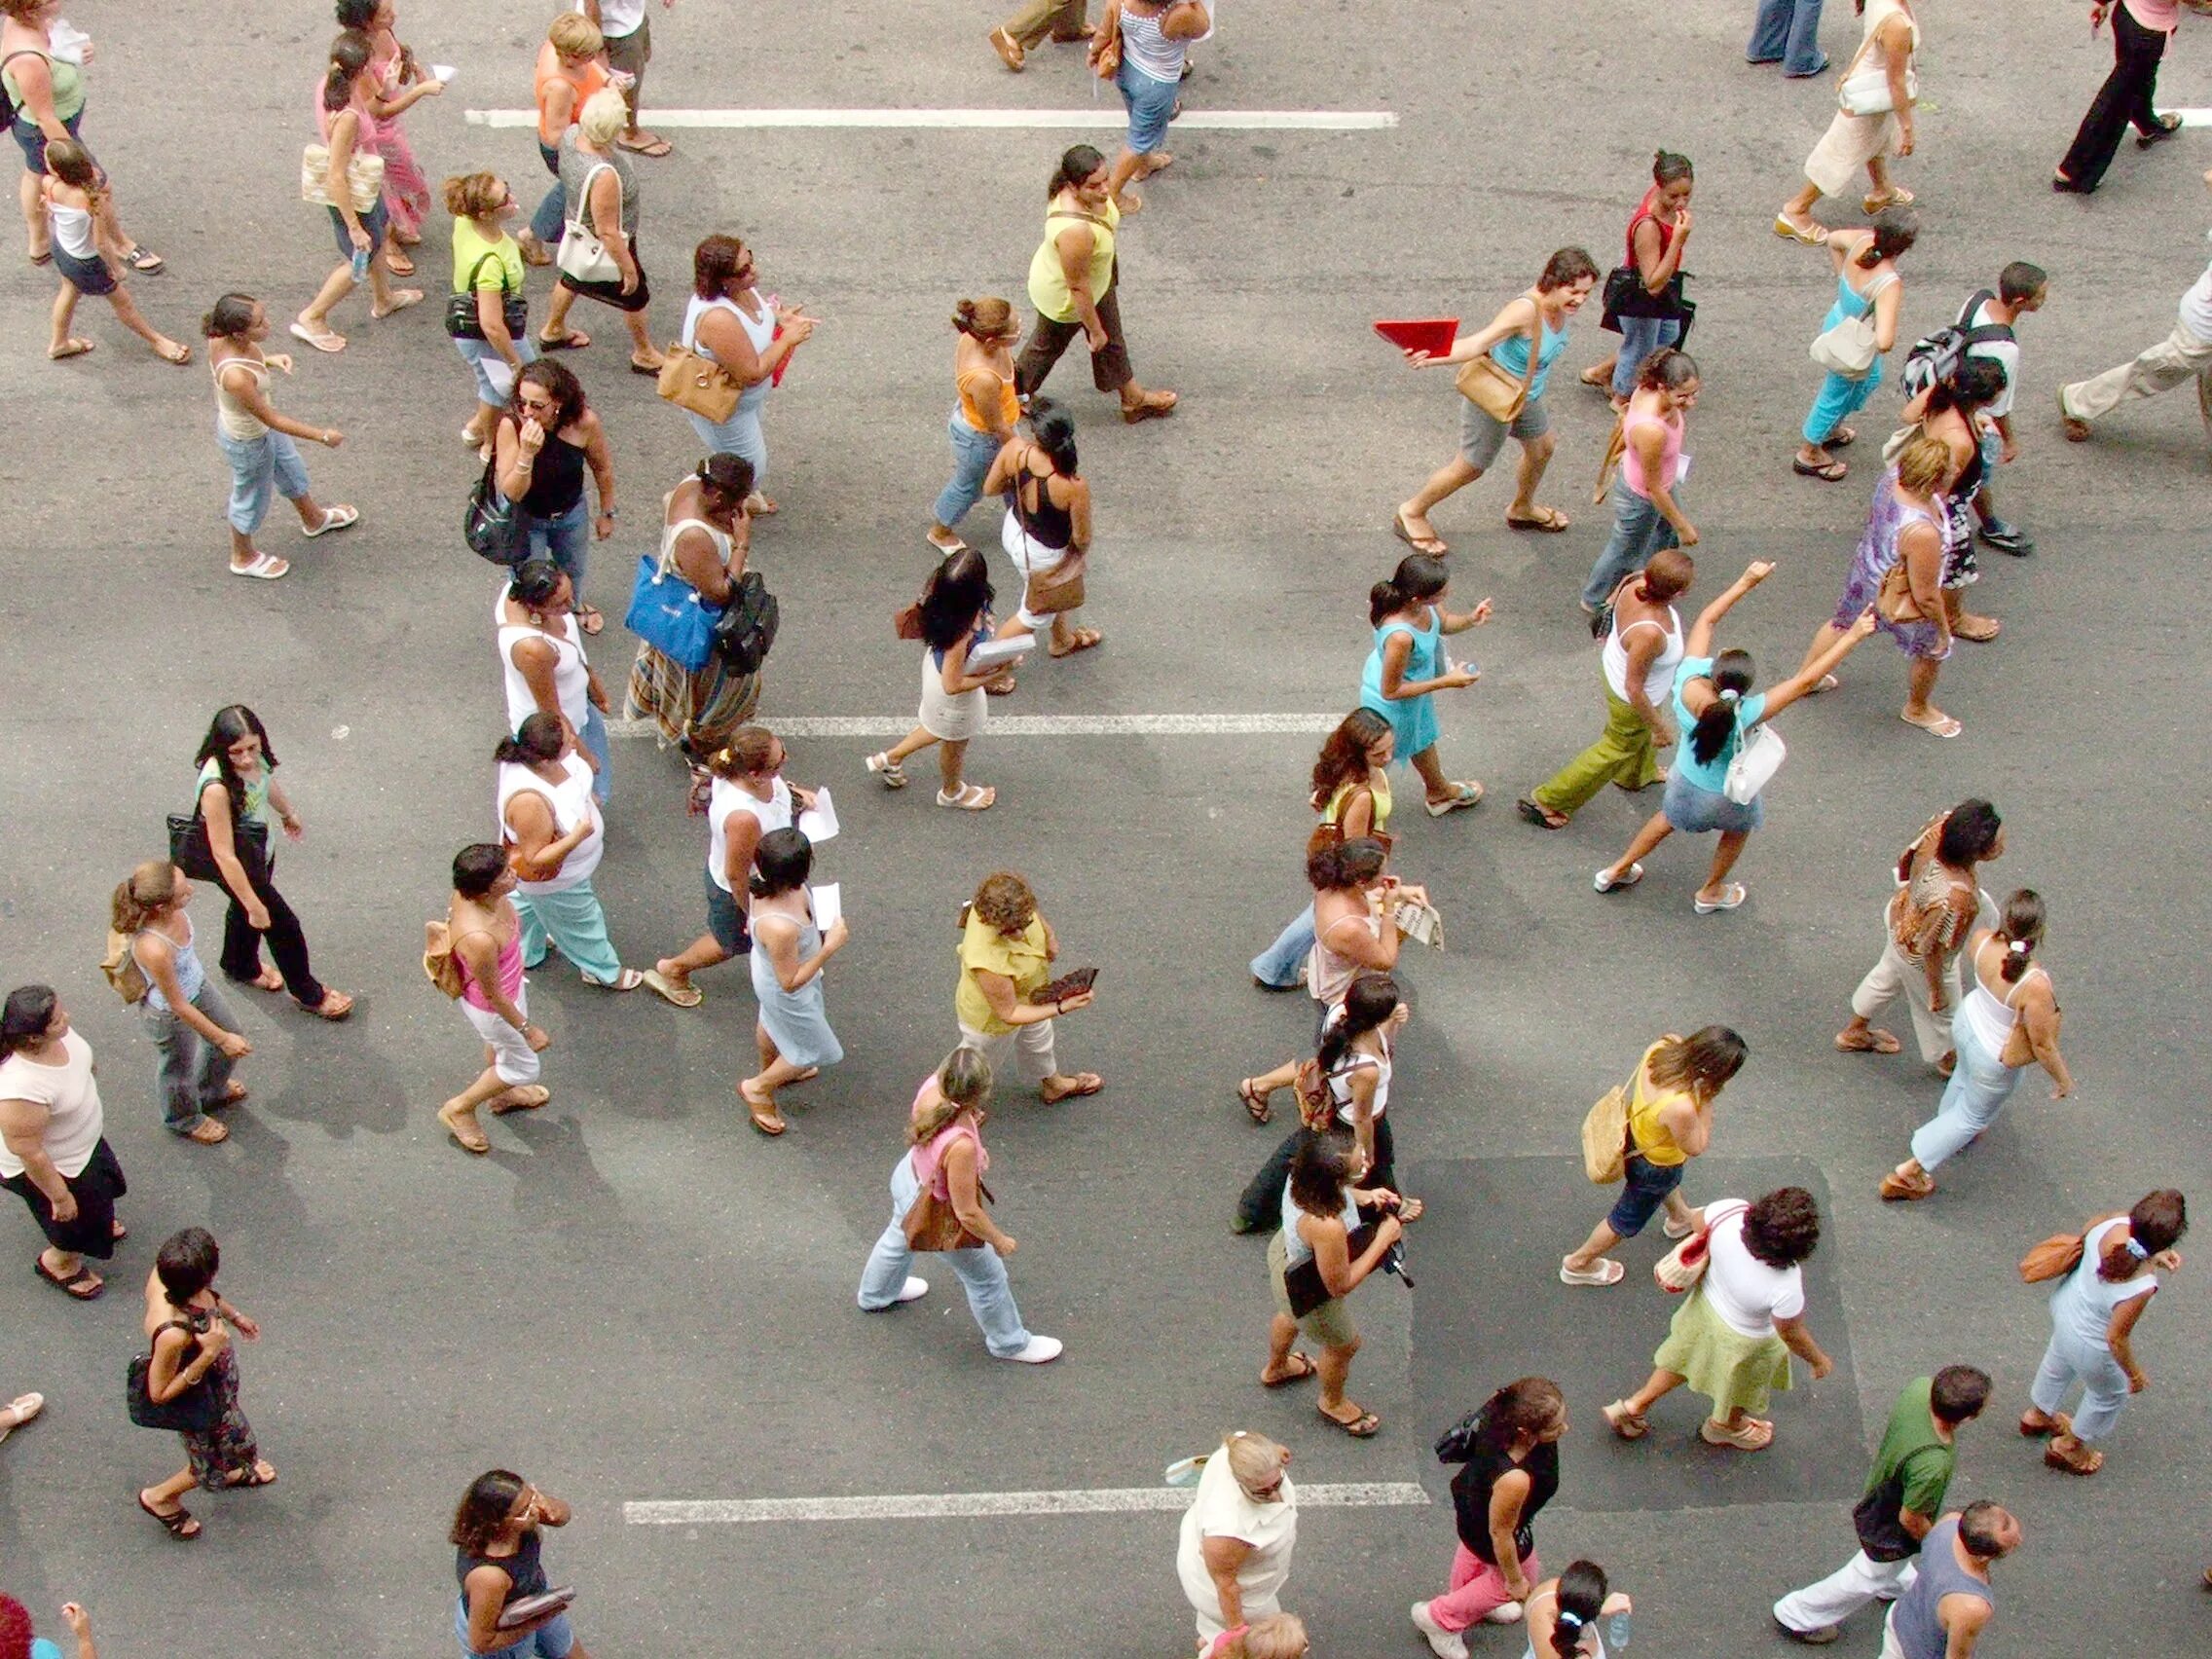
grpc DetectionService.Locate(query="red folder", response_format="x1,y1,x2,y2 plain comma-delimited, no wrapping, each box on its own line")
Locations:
1373,317,1458,358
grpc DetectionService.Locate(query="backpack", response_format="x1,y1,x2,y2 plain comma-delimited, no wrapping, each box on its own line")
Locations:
713,570,779,674
1899,289,2011,401
99,929,150,1005
1291,1056,1338,1130
1435,1407,1487,1464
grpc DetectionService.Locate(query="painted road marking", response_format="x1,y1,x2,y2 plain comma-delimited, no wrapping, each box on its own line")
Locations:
465,107,1394,131
627,1482,1427,1525
2157,108,2212,125
609,714,1340,739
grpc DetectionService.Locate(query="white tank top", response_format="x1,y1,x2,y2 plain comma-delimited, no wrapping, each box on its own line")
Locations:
1327,1040,1392,1125
683,293,776,411
706,774,792,893
497,755,603,894
49,199,95,260
211,350,271,441
495,585,590,732
1119,3,1188,81
1601,598,1684,706
1958,950,2044,1056
659,513,733,587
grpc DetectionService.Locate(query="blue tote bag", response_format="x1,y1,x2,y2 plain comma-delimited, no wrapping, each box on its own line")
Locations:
624,546,719,672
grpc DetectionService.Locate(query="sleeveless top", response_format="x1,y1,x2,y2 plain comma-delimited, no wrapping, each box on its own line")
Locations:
955,353,1019,436
456,1528,548,1601
198,756,273,826
911,1111,989,1201
1625,1040,1692,1166
459,918,526,1013
1321,773,1393,837
683,293,775,415
515,425,588,518
1957,950,2044,1057
1601,595,1683,706
1119,2,1188,81
1624,186,1677,266
707,774,792,893
2048,1217,2158,1352
3,44,87,121
1450,1437,1559,1563
1887,1518,1988,1659
1279,1175,1360,1270
1308,905,1381,1011
1490,309,1569,399
1326,1033,1392,1126
1008,459,1076,551
211,351,272,441
1362,608,1445,699
659,512,732,595
1620,401,1685,499
47,196,94,260
534,41,608,145
496,587,590,732
498,754,604,894
558,128,638,238
1028,200,1119,324
1823,265,1896,341
132,914,206,1015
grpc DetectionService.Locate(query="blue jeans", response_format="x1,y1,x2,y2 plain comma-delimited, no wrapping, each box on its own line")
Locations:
684,393,769,486
1748,0,1827,75
857,1154,1032,1357
142,979,241,1135
1581,474,1682,610
517,880,623,984
932,412,1002,530
455,334,538,409
1116,59,1180,153
1608,313,1683,400
2029,1319,2131,1444
1606,1151,1686,1236
1803,362,1880,445
217,426,312,535
1250,902,1315,988
1909,1007,2024,1172
530,138,566,246
505,497,591,589
578,702,610,805
455,1597,574,1659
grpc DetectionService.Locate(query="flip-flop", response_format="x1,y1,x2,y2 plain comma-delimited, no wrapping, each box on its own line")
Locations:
1793,457,1848,482
28,247,52,265
1692,883,1747,914
1951,616,2000,643
1559,1256,1625,1286
926,535,974,557
1517,797,1568,830
489,1085,551,1115
302,505,358,537
1397,1196,1424,1222
2138,113,2184,147
1700,1417,1773,1450
35,1257,104,1300
302,990,355,1019
615,132,675,157
936,783,996,811
123,245,166,274
629,356,664,377
1603,1401,1648,1438
739,1081,787,1136
1238,1079,1272,1124
216,1081,249,1105
1392,511,1449,556
643,969,700,1008
1043,1072,1105,1102
1317,1405,1381,1438
745,492,779,516
1879,1168,1935,1201
1049,628,1102,657
47,338,95,360
537,330,591,351
0,1392,43,1443
229,552,290,580
184,1119,231,1145
1900,711,1963,739
1262,1352,1317,1388
157,341,193,365
1828,426,1858,447
1809,673,1839,694
588,968,646,991
573,604,605,636
249,969,285,992
138,1492,202,1539
1862,188,1915,212
866,753,908,789
1505,507,1570,533
289,319,347,353
384,251,417,277
1594,862,1643,894
439,1107,491,1154
222,1460,278,1489
1835,1028,1902,1054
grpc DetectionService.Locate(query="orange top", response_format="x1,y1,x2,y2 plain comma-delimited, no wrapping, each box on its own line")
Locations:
535,42,608,146
956,365,1018,435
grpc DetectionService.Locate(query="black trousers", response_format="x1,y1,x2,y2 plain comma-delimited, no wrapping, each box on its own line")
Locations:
1014,272,1134,396
1234,1114,1397,1232
4,1137,127,1260
2057,4,2168,190
219,859,327,1007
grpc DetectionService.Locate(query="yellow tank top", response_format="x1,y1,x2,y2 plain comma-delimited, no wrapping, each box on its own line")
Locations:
1026,199,1119,324
1322,774,1392,836
1626,1040,1691,1165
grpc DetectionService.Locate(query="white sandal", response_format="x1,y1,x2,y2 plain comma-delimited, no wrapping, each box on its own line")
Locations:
936,783,996,811
866,752,907,789
229,552,290,580
302,505,358,538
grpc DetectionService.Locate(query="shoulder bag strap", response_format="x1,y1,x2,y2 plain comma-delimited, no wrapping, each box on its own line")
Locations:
571,161,614,232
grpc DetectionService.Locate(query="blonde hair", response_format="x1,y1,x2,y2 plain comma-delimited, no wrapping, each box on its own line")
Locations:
111,861,181,935
577,88,628,146
909,1049,994,1144
1894,432,1956,497
547,11,604,58
1222,1431,1287,1492
1221,1614,1308,1659
443,171,506,221
951,297,1018,341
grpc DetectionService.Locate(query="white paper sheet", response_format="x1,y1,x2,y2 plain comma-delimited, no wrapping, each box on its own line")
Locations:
967,633,1035,673
796,787,838,843
810,883,842,932
430,63,459,84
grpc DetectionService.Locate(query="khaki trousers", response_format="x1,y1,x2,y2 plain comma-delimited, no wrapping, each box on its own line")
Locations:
1004,0,1088,48
2059,321,2212,427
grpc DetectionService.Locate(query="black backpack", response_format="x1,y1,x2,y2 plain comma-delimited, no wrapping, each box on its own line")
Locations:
713,570,779,673
1899,289,2011,401
1434,1407,1487,1464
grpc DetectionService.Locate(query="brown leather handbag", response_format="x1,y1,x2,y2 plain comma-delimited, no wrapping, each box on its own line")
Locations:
903,1175,995,1252
1875,559,1923,624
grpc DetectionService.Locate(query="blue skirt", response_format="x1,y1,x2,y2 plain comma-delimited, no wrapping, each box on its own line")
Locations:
749,948,844,1069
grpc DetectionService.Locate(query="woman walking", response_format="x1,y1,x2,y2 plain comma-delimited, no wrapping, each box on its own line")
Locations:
192,707,353,1018
496,715,655,996
135,1227,274,1540
1880,891,2075,1201
1520,550,1689,831
1263,1128,1403,1437
678,234,811,513
204,294,352,581
2054,1,2186,194
952,871,1102,1102
1521,1563,1633,1659
1576,350,1700,617
436,844,552,1156
1580,152,1695,404
3,0,160,268
625,456,762,757
0,986,129,1302
537,89,662,374
1093,0,1211,209
1595,563,1873,912
445,171,535,457
1898,359,2007,643
1014,144,1179,422
339,0,441,269
2020,1190,2186,1475
1795,434,1959,735
1360,554,1492,816
1393,248,1601,551
521,10,608,266
451,1469,594,1659
1792,214,1916,482
1175,1431,1299,1649
1412,1377,1567,1650
855,1048,1063,1363
866,548,1021,810
291,29,422,354
1776,0,1921,241
1749,0,1831,75
982,401,1100,657
1604,1186,1833,1452
739,829,850,1136
491,360,617,629
111,862,251,1146
1560,1027,1745,1287
38,140,187,364
1250,710,1393,990
498,560,610,805
927,297,1023,555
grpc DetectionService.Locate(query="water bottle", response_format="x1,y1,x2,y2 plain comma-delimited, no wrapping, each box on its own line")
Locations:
1604,1608,1632,1652
350,244,370,282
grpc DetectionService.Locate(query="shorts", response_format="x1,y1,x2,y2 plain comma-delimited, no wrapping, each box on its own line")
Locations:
455,332,537,406
1458,392,1550,470
3,1136,127,1259
12,107,84,173
705,865,753,955
53,240,115,296
1662,770,1763,835
461,991,541,1087
328,198,390,262
1605,1150,1685,1236
1116,60,1180,154
556,236,651,312
604,16,651,86
1268,1230,1358,1348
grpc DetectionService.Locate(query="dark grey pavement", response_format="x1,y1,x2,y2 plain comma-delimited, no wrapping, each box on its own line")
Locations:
3,3,2210,1655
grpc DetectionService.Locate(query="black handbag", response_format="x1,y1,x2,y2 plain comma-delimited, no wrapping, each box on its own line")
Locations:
1282,1221,1378,1317
712,570,780,673
464,454,524,565
126,1321,221,1433
446,253,530,343
167,806,270,886
1600,267,1691,334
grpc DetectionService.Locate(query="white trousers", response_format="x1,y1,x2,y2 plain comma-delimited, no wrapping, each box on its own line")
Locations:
1850,939,1959,1065
1773,1550,1916,1635
1879,1604,1908,1659
957,1019,1058,1085
461,987,540,1086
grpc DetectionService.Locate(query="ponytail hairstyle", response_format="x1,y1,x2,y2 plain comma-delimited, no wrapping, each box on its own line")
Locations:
323,29,375,111
1309,708,1392,809
1924,356,2008,420
705,725,780,782
910,1047,995,1144
0,986,59,1064
950,297,1018,342
335,0,378,28
1549,1561,1610,1658
2113,1189,2188,1272
1316,973,1401,1076
1991,888,2046,983
1305,835,1387,895
494,711,567,767
1651,149,1693,188
443,171,507,222
112,860,183,935
1048,143,1107,199
44,137,102,210
1471,1376,1567,1456
1028,401,1080,477
1645,1024,1748,1105
1370,552,1449,625
1686,649,1755,767
748,827,813,899
1537,246,1601,292
1637,347,1699,394
203,292,261,341
505,558,568,613
1857,207,1919,268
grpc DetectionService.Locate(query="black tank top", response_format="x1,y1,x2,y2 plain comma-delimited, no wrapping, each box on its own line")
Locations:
456,1528,548,1600
1010,461,1074,551
518,429,588,518
1449,1439,1558,1563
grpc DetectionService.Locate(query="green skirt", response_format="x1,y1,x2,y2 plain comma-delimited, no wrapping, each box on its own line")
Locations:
1653,1285,1792,1417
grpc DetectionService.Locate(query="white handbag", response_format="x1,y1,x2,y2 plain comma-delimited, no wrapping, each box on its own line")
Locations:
1808,271,1896,380
555,161,623,285
1724,723,1787,806
1836,29,1917,116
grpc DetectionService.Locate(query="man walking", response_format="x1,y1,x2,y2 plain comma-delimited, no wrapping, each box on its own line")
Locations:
1960,264,2046,556
989,0,1092,70
1878,1502,2017,1659
2059,172,2212,442
585,0,676,158
1774,1366,1991,1643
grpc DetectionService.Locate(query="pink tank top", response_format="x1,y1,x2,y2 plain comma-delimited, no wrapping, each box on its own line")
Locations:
909,1086,990,1199
461,924,526,1012
1621,404,1684,499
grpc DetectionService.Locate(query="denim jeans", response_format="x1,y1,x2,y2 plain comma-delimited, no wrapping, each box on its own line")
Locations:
578,702,610,805
507,497,591,590
1909,1006,2023,1172
1581,473,1681,610
1609,313,1682,400
455,1596,574,1659
517,880,623,984
530,138,566,247
1748,0,1827,76
857,1153,1033,1357
143,978,242,1134
217,426,312,535
455,333,538,408
1250,902,1315,988
685,387,770,485
932,412,1004,530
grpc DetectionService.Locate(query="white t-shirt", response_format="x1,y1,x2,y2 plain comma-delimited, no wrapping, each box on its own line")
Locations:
596,0,647,38
1962,296,2022,420
0,1029,105,1180
1701,1201,1804,1339
2178,239,2212,344
1175,1446,1297,1628
706,775,792,893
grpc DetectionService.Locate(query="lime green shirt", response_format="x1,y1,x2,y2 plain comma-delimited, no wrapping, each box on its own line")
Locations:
452,216,525,297
1026,200,1118,325
199,757,272,827
3,48,87,124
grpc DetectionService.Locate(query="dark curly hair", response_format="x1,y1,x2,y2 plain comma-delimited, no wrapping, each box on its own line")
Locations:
1742,1186,1821,1269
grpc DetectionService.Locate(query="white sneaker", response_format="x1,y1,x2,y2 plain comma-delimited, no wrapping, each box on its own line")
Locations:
1410,1601,1468,1659
893,1276,929,1304
1484,1602,1526,1625
1003,1335,1063,1364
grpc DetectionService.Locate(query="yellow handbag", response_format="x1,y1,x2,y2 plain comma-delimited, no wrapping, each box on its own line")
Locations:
656,341,743,423
300,143,386,213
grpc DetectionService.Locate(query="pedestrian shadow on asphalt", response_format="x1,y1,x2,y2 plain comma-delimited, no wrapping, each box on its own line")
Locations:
486,1111,625,1236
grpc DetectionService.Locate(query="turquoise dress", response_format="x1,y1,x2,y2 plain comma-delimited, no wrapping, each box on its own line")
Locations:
1359,608,1444,759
